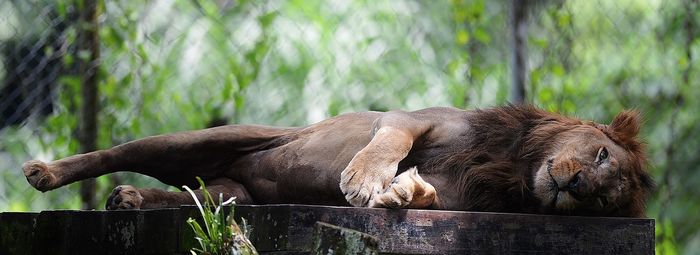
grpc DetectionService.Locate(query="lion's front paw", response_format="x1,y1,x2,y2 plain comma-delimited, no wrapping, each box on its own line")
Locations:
368,177,412,209
105,185,143,210
339,164,395,207
22,160,58,192
368,167,438,209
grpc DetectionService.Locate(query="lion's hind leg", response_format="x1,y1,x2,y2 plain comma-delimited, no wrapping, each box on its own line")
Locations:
105,178,254,210
368,167,442,209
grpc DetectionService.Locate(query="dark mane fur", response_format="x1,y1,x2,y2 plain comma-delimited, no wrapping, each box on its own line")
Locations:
422,104,645,214
598,110,654,216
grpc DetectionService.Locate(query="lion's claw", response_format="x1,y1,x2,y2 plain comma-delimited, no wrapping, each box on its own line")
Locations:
340,167,389,207
340,183,373,207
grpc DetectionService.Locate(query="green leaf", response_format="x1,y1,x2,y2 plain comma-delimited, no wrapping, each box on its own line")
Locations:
552,64,565,77
474,28,490,44
456,30,470,45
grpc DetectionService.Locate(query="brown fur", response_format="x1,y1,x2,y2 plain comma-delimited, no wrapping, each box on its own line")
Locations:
419,106,652,216
22,105,653,217
599,111,654,216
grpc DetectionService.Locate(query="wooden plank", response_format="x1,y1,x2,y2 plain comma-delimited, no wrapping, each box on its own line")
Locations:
312,221,379,254
33,210,71,254
140,208,180,254
64,210,105,254
232,205,654,254
0,205,654,254
102,210,140,254
235,204,292,251
0,212,37,255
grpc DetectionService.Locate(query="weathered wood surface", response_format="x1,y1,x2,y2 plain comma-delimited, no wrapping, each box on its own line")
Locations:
0,204,654,254
236,205,654,254
312,222,379,254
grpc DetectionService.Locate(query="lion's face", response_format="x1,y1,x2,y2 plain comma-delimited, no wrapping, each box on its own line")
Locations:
533,111,652,217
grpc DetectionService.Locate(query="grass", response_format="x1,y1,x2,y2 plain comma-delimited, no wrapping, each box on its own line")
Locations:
183,177,257,255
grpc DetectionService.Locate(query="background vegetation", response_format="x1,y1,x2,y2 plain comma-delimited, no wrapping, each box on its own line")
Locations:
0,0,698,253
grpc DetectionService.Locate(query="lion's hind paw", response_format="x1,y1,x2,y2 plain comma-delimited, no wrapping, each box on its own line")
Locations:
22,160,58,192
105,185,143,210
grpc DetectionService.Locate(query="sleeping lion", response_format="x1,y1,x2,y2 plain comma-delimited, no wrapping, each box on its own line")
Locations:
22,105,654,217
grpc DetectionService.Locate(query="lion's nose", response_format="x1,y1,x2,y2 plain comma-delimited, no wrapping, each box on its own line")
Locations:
557,171,582,194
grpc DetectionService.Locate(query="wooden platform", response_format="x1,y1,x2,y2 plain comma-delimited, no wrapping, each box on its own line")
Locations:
0,204,654,254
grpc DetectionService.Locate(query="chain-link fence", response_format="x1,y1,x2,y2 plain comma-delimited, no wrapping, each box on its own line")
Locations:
1,0,699,252
0,2,67,128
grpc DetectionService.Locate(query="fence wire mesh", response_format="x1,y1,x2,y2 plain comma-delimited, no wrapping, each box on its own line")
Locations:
0,0,698,252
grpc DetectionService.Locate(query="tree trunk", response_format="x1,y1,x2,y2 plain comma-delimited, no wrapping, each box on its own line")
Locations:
78,0,100,210
509,0,528,103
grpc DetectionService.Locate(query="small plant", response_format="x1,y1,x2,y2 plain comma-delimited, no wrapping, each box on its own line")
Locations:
183,177,257,255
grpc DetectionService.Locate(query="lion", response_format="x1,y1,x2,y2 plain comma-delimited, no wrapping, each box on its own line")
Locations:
21,105,654,217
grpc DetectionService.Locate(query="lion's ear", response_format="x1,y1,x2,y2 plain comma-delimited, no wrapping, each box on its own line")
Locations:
609,110,641,143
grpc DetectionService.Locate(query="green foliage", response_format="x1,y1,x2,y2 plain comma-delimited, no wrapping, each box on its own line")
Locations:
183,177,257,255
1,0,700,253
657,218,679,255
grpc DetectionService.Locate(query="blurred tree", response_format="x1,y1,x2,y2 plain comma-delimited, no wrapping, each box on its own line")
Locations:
75,0,100,210
0,0,699,253
509,0,528,103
